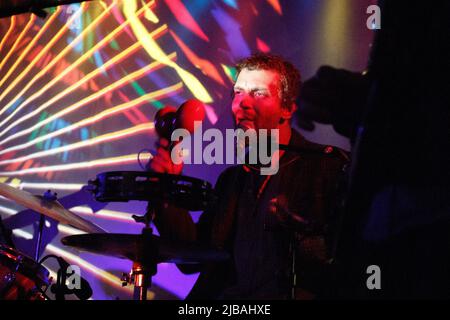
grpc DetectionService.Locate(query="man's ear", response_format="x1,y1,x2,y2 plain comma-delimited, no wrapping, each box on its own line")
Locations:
281,103,297,121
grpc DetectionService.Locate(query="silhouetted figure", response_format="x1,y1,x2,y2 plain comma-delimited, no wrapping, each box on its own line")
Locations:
297,0,450,298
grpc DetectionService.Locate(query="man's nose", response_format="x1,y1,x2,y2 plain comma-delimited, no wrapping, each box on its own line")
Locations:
238,94,253,109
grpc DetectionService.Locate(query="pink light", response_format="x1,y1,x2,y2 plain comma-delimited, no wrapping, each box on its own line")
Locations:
256,37,271,53
163,0,209,42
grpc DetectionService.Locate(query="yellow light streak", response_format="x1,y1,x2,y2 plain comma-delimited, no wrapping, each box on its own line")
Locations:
0,179,84,191
0,4,85,108
0,205,17,216
142,0,159,23
0,15,36,72
71,206,136,223
0,7,62,89
0,54,176,146
0,16,16,54
0,0,156,126
123,0,213,103
0,82,181,157
0,2,110,124
0,153,152,176
20,182,85,191
98,1,109,10
57,224,86,235
12,229,33,240
0,204,134,224
0,23,167,137
0,123,154,165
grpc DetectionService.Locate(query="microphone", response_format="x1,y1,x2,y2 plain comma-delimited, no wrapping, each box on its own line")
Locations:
154,99,206,140
154,105,177,140
148,99,205,171
175,99,206,134
50,256,93,300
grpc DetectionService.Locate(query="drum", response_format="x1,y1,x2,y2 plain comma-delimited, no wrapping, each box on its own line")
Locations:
0,245,50,300
88,171,216,211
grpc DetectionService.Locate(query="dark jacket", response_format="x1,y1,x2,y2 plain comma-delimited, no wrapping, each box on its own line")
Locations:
155,130,349,299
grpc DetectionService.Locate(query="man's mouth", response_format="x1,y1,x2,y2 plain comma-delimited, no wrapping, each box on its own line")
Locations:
237,119,254,131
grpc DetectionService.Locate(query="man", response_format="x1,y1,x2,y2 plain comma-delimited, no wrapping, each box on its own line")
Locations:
150,53,348,299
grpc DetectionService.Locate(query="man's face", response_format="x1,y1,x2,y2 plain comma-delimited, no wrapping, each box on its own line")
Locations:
232,68,285,132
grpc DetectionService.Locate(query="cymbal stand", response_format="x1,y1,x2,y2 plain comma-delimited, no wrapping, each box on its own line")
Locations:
123,201,159,300
34,190,57,261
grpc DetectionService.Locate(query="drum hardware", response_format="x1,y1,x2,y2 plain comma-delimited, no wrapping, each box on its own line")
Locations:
38,254,92,300
64,171,228,300
126,227,157,301
34,190,58,262
130,205,155,301
0,182,106,299
62,226,230,300
0,260,17,296
85,171,216,299
35,215,45,261
50,262,72,301
120,262,153,299
0,171,225,300
61,200,160,300
0,244,51,300
87,171,216,211
119,263,155,292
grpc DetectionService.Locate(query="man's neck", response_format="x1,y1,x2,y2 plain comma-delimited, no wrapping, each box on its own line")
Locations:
244,124,291,170
279,124,292,146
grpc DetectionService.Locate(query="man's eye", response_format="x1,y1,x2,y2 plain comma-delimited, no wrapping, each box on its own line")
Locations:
254,91,267,97
234,90,243,95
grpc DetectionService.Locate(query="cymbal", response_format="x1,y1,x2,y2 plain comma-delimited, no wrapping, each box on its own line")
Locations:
61,233,229,264
0,182,105,234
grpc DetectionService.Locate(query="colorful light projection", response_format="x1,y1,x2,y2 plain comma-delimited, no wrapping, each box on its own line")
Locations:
0,0,373,299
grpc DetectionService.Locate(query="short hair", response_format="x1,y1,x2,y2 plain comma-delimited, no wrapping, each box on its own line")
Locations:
235,52,301,110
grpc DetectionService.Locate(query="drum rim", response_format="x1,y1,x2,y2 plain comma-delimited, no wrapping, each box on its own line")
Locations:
0,244,50,286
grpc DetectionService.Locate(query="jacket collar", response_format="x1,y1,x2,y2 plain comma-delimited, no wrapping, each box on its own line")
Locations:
243,129,306,173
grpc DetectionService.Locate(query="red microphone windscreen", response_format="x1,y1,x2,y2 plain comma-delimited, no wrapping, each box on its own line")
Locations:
176,99,206,133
